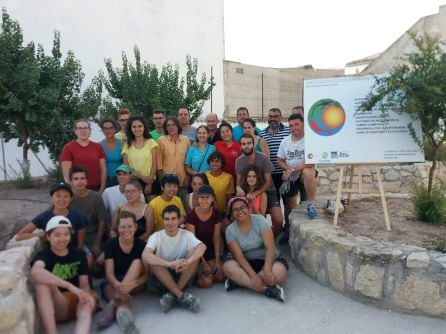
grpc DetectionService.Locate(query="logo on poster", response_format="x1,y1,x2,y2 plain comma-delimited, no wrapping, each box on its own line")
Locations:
308,99,346,136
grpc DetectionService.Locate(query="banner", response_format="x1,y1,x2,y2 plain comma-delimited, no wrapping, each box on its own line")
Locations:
303,75,424,164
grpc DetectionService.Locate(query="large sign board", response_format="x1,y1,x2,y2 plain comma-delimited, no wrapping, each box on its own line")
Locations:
304,75,424,164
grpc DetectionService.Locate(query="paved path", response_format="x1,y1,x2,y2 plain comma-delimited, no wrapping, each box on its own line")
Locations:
57,246,445,334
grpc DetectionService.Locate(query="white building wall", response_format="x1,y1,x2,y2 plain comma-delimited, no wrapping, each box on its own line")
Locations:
0,0,224,179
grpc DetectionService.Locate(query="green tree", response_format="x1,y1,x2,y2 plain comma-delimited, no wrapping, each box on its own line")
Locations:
360,32,446,193
96,46,214,123
0,9,98,168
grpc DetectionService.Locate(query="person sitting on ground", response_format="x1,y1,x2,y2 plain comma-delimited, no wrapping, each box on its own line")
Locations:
96,211,148,333
143,205,206,313
147,174,186,233
111,179,151,241
205,151,235,215
242,117,270,158
223,197,288,302
185,185,224,288
69,165,107,268
185,173,210,213
16,182,87,250
184,125,216,176
30,216,97,334
277,113,318,222
240,165,268,216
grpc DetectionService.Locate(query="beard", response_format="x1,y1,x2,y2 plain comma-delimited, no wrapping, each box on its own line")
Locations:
242,147,254,156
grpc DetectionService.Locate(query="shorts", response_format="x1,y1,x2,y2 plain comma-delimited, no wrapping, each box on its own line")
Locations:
61,290,97,321
148,269,195,295
247,257,289,273
282,169,319,201
266,190,281,209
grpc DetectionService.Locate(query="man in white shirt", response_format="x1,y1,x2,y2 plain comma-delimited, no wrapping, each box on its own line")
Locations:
143,205,206,313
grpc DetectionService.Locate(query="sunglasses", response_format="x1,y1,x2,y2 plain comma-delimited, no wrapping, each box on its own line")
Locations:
163,173,179,182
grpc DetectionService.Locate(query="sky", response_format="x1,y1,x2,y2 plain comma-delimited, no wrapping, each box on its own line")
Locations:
224,0,446,69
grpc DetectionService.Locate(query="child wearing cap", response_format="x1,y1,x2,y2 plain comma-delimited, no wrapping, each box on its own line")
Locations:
30,216,97,333
147,174,186,233
16,182,87,249
185,185,224,287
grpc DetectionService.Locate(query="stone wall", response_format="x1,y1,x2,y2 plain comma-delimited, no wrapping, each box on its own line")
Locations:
316,162,446,195
289,209,446,317
0,236,43,333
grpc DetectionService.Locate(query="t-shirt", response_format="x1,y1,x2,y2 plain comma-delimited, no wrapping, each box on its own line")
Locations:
205,171,234,213
146,229,202,261
149,130,163,142
157,135,191,185
182,126,197,143
277,135,305,177
149,196,185,232
103,237,146,277
232,125,262,142
184,208,223,260
101,139,122,177
184,144,216,172
102,186,145,218
259,124,290,174
226,214,279,260
214,140,241,182
235,152,275,191
30,247,89,290
32,209,87,248
115,132,126,142
122,139,158,177
70,191,107,248
60,140,106,189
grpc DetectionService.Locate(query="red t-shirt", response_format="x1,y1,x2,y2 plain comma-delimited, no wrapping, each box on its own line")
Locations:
214,141,241,183
60,140,105,189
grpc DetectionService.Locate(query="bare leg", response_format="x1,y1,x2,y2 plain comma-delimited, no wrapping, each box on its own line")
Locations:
302,167,317,202
151,265,183,298
268,206,283,238
223,260,262,292
74,299,95,334
259,261,288,286
34,284,68,334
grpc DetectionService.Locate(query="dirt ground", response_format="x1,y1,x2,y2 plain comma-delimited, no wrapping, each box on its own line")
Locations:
1,182,446,252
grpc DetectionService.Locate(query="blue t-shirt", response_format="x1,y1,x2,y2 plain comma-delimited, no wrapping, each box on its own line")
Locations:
32,209,87,247
232,125,262,142
184,144,216,172
101,139,123,177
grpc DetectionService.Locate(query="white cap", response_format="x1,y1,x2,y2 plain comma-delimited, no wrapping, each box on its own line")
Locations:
46,216,72,232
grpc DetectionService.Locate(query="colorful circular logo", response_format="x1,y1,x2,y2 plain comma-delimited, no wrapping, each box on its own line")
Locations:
308,99,346,136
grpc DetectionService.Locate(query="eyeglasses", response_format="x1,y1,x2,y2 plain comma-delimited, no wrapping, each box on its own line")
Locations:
75,127,90,131
232,204,248,213
268,115,280,119
124,189,139,194
102,127,115,131
163,174,179,182
119,118,129,122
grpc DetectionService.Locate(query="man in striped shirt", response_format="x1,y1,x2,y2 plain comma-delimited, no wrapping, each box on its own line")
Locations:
259,108,291,243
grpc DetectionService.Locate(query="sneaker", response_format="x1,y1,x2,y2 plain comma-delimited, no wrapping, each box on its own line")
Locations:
177,292,200,313
224,278,239,292
307,203,319,219
95,302,115,329
116,308,139,334
265,284,285,302
160,292,177,313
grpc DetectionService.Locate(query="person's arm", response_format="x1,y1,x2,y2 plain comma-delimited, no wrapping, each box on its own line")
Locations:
156,140,164,181
177,243,206,272
213,222,223,277
77,228,86,249
142,247,184,270
93,220,105,257
61,160,72,184
236,173,245,196
150,146,158,182
99,158,107,193
259,192,268,216
110,206,121,238
260,138,270,158
185,165,197,177
247,173,271,201
16,223,41,241
123,153,129,166
260,228,276,286
139,206,155,241
185,224,195,234
105,258,120,288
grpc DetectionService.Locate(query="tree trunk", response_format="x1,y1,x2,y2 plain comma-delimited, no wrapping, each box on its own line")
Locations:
427,148,437,194
22,137,30,174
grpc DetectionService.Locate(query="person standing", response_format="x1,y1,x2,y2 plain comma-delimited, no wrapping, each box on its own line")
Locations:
100,118,123,187
232,107,261,142
115,108,131,142
150,109,165,142
184,125,216,177
242,118,269,157
60,119,107,192
214,122,241,183
205,113,222,144
177,107,197,143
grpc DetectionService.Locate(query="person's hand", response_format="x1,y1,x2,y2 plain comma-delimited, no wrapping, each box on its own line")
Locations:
250,275,264,293
169,259,187,272
262,272,276,286
282,169,292,181
144,183,152,195
214,258,223,279
246,191,258,201
92,243,101,257
72,287,95,310
236,186,246,196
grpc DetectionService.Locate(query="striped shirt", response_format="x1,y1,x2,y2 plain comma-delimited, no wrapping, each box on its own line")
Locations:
259,123,290,174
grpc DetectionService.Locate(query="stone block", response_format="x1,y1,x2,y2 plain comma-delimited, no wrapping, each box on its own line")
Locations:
319,178,329,185
0,280,28,331
0,268,20,293
394,276,446,316
330,236,357,254
345,263,353,287
407,252,431,268
384,169,400,181
327,252,344,290
328,172,339,181
354,265,385,299
432,255,446,269
299,221,330,239
0,247,33,277
298,236,324,278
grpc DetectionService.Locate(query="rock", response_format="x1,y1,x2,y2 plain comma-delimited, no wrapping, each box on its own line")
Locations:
299,222,330,239
407,252,431,268
327,252,344,289
354,265,385,299
345,263,353,287
432,255,446,269
384,169,400,181
298,235,325,278
330,236,357,254
325,199,345,215
328,172,339,181
0,280,27,331
394,276,446,315
0,247,33,277
0,268,20,293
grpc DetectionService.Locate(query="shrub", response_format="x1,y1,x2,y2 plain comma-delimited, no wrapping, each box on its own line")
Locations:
411,185,446,224
46,163,63,181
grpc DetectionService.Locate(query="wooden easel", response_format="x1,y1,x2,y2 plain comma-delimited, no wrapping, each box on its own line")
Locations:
333,163,391,231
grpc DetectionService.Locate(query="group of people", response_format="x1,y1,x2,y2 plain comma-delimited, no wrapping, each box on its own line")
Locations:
18,105,318,334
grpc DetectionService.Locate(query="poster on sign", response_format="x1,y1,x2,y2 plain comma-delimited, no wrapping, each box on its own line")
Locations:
303,75,424,164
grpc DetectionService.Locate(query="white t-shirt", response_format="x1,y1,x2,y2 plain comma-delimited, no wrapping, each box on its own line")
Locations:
277,135,305,175
146,229,202,261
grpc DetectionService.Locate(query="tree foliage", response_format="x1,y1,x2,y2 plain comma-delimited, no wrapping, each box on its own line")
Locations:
0,9,96,166
359,32,446,193
96,46,214,123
